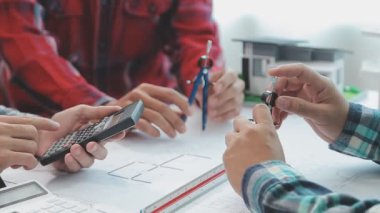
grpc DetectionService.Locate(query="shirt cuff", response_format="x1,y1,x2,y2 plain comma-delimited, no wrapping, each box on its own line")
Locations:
329,102,380,160
242,160,304,212
329,103,361,153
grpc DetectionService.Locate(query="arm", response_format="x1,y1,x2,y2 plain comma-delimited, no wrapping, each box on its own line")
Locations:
243,161,380,213
223,104,380,213
0,0,111,110
267,64,380,162
330,103,380,161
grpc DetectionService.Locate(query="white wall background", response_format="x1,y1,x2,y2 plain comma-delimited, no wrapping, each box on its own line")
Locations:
213,0,380,90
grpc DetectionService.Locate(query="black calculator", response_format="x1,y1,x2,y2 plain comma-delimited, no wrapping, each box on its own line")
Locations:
39,100,144,166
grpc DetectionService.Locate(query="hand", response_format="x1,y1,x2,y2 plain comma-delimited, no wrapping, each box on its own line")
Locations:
268,63,349,143
197,70,244,122
37,105,124,173
0,116,59,172
107,83,192,138
223,104,284,195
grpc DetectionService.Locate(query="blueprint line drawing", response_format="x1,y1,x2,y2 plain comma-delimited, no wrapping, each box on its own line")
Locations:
107,154,213,184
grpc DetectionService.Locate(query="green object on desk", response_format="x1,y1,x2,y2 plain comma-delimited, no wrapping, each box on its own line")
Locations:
343,86,363,101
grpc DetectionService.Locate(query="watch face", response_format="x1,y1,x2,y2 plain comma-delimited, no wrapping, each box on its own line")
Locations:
0,182,48,208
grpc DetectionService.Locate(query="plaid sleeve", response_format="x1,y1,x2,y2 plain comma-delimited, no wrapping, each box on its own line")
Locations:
242,160,380,212
329,103,380,161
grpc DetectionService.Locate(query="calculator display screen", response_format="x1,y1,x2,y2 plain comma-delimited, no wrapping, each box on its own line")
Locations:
0,182,48,208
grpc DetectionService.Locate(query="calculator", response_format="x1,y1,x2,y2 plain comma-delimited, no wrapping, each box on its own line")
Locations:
39,100,144,166
0,181,123,212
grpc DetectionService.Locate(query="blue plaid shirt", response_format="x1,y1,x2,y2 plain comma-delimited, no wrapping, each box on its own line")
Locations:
243,103,380,212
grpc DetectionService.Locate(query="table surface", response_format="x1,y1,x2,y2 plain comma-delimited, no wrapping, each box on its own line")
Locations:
2,91,379,212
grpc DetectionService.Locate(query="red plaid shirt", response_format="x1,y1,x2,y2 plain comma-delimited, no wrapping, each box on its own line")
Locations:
0,0,223,115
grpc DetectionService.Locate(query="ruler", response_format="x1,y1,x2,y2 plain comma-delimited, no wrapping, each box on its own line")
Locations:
141,164,226,213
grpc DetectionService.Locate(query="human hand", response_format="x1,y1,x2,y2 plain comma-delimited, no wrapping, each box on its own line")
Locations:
37,105,124,173
0,116,59,172
196,70,244,122
268,63,349,143
223,104,284,195
107,83,192,138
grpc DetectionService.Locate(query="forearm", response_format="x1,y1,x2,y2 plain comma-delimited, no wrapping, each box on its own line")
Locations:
243,161,380,212
329,103,380,161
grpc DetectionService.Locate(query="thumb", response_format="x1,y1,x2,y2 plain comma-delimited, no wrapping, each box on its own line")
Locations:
252,104,273,125
275,96,320,119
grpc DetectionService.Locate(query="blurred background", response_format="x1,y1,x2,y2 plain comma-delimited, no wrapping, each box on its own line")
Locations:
213,0,380,95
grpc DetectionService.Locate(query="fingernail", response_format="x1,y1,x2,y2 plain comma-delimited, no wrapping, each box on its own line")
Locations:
89,144,97,152
277,98,290,109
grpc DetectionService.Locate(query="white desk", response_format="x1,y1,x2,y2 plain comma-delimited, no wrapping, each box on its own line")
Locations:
180,91,380,212
2,93,380,212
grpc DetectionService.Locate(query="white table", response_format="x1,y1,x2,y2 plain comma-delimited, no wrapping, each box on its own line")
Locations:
2,93,380,212
180,91,380,212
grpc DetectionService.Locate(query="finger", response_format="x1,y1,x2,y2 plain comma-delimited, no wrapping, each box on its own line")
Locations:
252,104,273,125
0,123,38,140
139,92,186,134
209,79,244,109
86,142,107,160
135,119,160,137
209,94,244,119
76,105,122,121
0,116,60,131
225,132,235,147
139,84,192,116
274,77,303,94
213,72,238,94
271,107,282,125
63,154,81,173
232,116,251,132
275,96,322,119
143,107,177,138
268,64,326,93
6,152,38,170
275,111,288,129
7,138,38,154
70,144,94,168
